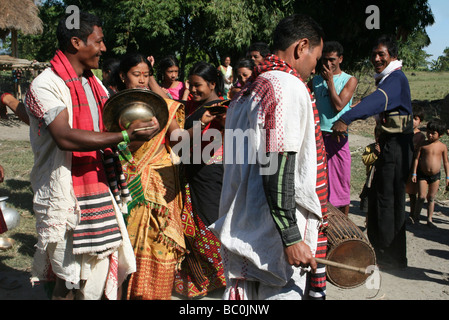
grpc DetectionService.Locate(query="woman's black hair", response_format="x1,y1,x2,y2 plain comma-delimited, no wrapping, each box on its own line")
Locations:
157,55,179,82
188,61,225,97
102,58,120,73
234,58,255,86
236,58,256,71
114,52,152,91
101,58,120,87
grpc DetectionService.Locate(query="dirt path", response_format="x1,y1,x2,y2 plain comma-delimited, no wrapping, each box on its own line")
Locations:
327,200,449,300
2,199,448,301
0,117,30,141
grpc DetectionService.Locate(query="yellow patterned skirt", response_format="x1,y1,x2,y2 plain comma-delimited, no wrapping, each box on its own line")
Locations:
125,148,186,300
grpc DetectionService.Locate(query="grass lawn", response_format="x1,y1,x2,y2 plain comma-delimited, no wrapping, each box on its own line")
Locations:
0,140,35,272
406,71,449,101
352,70,449,103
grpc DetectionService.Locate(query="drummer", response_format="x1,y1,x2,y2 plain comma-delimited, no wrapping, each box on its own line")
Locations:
210,14,327,300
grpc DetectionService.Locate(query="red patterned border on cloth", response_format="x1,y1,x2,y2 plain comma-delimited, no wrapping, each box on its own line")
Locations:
174,182,226,298
252,54,329,298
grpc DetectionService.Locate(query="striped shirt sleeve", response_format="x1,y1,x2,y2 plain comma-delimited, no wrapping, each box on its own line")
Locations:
262,152,301,247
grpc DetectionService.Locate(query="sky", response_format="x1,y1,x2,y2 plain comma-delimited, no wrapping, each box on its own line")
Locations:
425,0,449,61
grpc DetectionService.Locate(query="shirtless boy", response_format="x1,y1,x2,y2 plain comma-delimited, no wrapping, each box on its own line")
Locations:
411,119,449,228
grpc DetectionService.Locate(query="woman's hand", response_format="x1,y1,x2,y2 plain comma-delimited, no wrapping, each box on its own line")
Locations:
200,110,216,129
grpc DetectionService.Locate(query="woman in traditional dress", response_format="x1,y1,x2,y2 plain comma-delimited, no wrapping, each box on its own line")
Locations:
173,61,227,298
114,52,187,300
218,56,233,98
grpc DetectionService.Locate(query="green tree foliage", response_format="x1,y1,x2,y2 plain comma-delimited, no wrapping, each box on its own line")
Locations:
295,0,435,69
431,48,449,72
15,0,436,78
17,0,65,62
26,0,291,79
398,29,432,71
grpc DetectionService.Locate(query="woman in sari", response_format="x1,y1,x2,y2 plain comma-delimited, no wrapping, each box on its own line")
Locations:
114,52,187,300
218,56,233,99
173,61,227,298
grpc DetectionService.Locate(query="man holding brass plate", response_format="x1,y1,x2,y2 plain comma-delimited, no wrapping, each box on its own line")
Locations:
25,12,159,300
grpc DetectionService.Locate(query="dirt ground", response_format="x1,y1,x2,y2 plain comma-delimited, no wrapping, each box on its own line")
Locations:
0,116,448,300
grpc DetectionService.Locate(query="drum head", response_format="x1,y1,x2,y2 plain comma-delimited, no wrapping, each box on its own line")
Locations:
326,240,376,289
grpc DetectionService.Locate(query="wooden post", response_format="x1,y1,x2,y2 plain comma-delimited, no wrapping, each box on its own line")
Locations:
10,30,18,58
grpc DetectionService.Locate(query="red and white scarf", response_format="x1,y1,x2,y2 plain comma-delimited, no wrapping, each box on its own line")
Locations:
237,54,329,299
50,50,122,256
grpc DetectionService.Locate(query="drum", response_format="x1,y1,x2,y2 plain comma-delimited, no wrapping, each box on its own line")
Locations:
324,204,376,289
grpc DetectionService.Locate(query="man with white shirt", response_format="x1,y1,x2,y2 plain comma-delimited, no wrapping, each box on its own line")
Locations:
211,14,327,300
26,11,159,299
332,35,413,269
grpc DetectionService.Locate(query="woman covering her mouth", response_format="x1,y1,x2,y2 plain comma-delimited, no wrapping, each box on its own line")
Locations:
114,52,169,99
111,52,187,300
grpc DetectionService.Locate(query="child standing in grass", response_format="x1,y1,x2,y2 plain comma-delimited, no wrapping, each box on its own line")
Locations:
411,118,449,228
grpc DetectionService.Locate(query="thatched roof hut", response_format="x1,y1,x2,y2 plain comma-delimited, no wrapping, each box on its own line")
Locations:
0,0,43,57
0,54,48,71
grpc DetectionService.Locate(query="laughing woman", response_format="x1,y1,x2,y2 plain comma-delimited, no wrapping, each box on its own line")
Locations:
174,61,227,298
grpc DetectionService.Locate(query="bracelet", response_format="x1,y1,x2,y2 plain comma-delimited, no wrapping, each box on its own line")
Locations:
446,177,449,180
412,173,417,176
121,130,130,144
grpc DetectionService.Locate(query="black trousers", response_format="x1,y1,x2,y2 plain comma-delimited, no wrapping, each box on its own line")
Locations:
367,133,413,266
